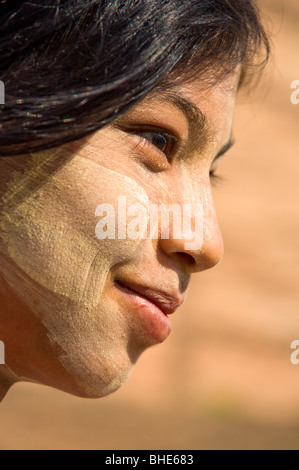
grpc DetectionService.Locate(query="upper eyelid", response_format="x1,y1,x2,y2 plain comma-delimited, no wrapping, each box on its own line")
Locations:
133,127,180,148
121,124,181,143
132,127,180,157
115,123,184,158
112,111,186,143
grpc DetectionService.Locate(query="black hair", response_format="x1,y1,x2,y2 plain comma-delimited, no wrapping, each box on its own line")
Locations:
0,0,269,156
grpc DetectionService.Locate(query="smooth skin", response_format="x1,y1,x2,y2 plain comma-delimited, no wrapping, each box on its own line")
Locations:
0,70,239,400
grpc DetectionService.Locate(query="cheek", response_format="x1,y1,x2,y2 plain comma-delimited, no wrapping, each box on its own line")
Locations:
0,150,155,396
0,150,150,311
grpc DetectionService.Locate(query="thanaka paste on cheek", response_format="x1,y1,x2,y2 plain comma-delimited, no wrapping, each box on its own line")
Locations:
0,149,150,306
0,148,152,396
0,72,237,398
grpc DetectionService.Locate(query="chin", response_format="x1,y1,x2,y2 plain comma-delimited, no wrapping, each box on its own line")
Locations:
54,350,138,399
74,369,134,399
51,367,135,400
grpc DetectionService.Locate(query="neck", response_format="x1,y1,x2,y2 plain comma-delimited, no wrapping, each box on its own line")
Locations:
0,366,19,402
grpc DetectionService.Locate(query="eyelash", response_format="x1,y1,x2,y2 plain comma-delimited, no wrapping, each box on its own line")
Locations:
128,127,179,161
209,170,223,186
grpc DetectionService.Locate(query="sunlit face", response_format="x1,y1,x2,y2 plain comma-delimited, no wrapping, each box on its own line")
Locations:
0,72,239,398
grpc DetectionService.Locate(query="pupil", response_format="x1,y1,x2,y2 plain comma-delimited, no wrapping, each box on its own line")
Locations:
151,132,167,152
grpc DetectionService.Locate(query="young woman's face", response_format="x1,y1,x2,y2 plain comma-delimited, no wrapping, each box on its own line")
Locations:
0,73,239,397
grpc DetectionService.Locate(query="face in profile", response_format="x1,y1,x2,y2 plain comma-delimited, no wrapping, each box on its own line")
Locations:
0,72,239,399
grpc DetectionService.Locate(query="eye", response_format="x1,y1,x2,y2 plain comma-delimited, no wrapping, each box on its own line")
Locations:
128,127,179,161
209,158,224,186
209,168,224,186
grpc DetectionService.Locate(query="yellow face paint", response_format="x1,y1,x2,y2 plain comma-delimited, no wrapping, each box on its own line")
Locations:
0,147,152,397
0,148,150,309
0,72,238,398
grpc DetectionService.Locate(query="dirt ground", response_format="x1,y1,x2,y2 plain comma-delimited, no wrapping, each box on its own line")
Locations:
1,0,299,450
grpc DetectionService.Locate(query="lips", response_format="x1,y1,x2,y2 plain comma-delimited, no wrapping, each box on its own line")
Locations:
114,279,184,316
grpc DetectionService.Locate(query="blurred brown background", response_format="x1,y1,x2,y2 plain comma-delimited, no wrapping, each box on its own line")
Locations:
1,0,299,450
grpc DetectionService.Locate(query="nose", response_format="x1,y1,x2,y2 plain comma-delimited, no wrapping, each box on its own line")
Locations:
157,201,224,274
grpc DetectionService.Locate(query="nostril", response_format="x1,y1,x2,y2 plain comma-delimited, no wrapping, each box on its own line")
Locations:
175,252,195,267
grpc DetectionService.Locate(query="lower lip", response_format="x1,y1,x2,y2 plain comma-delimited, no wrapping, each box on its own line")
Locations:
114,282,172,343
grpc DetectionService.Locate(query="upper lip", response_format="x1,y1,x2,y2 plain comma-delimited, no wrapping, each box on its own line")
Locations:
115,279,185,316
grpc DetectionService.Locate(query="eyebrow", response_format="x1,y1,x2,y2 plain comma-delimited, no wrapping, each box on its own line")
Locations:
149,88,209,149
148,88,235,159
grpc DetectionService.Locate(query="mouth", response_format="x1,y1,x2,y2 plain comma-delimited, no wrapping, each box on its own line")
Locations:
115,280,183,315
114,279,184,343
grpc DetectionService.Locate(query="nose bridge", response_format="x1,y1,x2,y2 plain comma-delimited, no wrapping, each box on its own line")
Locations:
158,177,224,273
